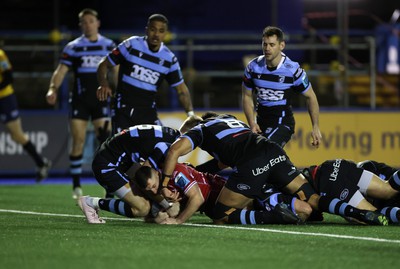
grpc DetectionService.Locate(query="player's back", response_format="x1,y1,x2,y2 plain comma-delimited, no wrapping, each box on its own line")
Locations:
184,114,267,167
103,124,180,160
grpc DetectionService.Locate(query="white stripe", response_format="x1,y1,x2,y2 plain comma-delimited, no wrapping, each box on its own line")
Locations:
0,208,399,244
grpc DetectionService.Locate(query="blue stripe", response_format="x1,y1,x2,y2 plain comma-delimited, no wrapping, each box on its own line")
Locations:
70,168,82,175
329,198,340,214
392,171,400,186
109,199,116,213
122,74,157,92
249,211,256,224
390,207,399,223
118,201,125,216
240,210,247,224
153,126,163,137
338,203,347,216
129,127,139,137
155,142,168,154
70,159,83,165
216,127,248,139
131,152,140,162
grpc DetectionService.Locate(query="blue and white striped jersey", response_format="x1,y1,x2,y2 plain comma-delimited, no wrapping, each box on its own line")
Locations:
242,53,311,108
182,114,267,167
107,36,184,107
100,124,180,171
60,34,115,96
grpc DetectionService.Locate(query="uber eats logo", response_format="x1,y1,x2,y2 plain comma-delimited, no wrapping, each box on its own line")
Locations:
130,64,160,84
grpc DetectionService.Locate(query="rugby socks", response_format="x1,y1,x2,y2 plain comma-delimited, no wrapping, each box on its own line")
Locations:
227,209,296,225
380,207,400,224
23,140,45,167
98,198,135,218
70,155,83,188
388,171,400,191
318,196,366,219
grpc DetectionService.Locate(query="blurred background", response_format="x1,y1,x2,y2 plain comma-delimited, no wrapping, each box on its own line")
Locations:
0,0,399,176
1,0,399,110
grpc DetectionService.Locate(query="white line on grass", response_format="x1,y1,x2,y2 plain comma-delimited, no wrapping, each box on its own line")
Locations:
1,208,399,244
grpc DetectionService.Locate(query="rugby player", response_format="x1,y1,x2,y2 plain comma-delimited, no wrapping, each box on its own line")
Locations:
96,14,194,134
161,112,388,225
0,49,51,181
46,8,116,199
242,26,322,148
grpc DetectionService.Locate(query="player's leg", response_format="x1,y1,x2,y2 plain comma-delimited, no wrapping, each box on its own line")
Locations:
69,118,88,199
5,118,51,181
284,174,388,225
212,186,253,224
87,184,150,218
92,118,113,198
358,170,398,200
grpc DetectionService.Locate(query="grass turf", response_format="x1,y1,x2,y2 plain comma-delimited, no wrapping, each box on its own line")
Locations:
0,183,399,269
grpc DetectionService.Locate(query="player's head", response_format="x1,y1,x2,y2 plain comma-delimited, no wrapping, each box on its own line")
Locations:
201,111,220,120
179,115,203,134
262,26,284,42
262,26,285,63
147,14,169,26
78,8,100,37
134,166,160,194
145,14,169,51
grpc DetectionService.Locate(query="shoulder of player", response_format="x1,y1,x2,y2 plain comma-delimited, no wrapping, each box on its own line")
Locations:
281,55,302,74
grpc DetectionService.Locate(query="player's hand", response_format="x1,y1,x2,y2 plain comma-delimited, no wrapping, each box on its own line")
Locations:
46,89,57,105
311,128,322,148
161,188,181,203
97,85,112,101
250,123,262,134
166,202,180,217
160,217,179,225
154,212,169,224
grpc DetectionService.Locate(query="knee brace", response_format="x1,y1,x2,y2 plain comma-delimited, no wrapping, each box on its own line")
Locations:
295,183,316,202
213,201,237,220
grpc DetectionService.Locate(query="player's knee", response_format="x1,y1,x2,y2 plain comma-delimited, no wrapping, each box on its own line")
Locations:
213,201,237,224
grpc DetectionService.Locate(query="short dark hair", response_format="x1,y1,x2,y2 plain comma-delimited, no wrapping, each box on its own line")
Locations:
201,111,219,120
134,166,153,189
262,26,284,42
78,8,99,20
147,14,169,25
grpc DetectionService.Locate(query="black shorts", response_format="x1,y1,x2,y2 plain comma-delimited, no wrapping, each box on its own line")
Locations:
92,152,131,193
69,95,110,121
317,160,363,202
225,141,300,199
0,94,20,124
112,106,161,133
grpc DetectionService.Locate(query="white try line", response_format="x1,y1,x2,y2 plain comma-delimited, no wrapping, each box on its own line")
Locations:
1,208,399,244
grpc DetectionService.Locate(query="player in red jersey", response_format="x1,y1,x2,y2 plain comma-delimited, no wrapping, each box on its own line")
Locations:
134,163,309,225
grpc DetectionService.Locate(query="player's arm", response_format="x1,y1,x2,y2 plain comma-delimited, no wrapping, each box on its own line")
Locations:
46,63,69,105
303,86,322,148
168,184,204,224
162,137,193,187
97,57,114,101
174,82,194,116
242,84,261,133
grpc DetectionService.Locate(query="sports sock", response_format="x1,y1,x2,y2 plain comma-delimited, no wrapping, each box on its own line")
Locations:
227,208,296,225
388,171,400,191
70,155,82,188
318,196,370,220
23,140,44,167
380,207,400,224
98,198,135,218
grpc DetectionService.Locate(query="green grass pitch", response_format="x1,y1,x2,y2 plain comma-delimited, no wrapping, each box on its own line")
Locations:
0,183,399,269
